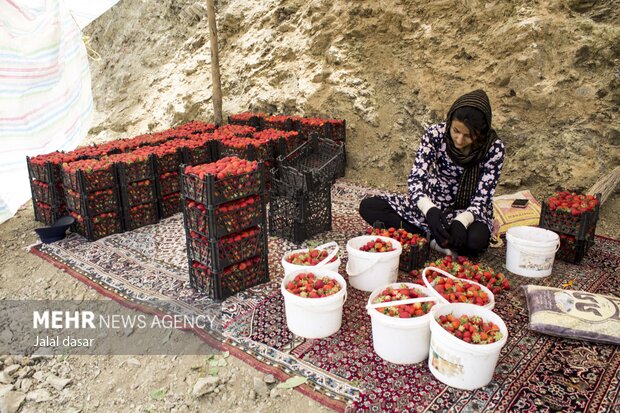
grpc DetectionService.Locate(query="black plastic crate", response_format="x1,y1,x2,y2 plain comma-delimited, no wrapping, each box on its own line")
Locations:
34,201,67,226
61,163,117,193
69,211,123,241
217,140,272,162
276,134,345,193
263,115,297,131
120,179,158,206
181,163,265,206
268,177,332,245
157,172,181,197
115,155,156,183
556,235,595,264
159,192,182,218
228,113,264,130
296,119,346,143
181,140,215,166
188,254,269,301
123,201,159,231
154,147,184,174
187,226,267,270
27,155,67,185
30,179,65,206
367,221,431,272
65,187,121,217
539,194,600,240
253,130,303,160
183,195,266,239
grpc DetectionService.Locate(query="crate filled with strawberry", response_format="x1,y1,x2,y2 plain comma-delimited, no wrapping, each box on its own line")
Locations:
212,124,256,141
253,129,302,159
120,179,156,206
180,136,215,166
228,112,266,129
188,226,265,269
157,172,180,196
296,117,346,142
61,159,117,193
33,201,67,226
69,210,123,241
181,157,264,206
174,121,216,135
365,226,429,272
134,141,184,174
556,233,595,264
217,136,273,163
263,114,300,131
539,190,600,264
65,188,120,217
268,171,332,244
31,179,64,206
276,134,345,194
411,255,510,295
28,152,78,184
189,254,269,300
539,190,600,239
123,202,159,231
110,153,154,183
159,192,182,218
184,195,264,238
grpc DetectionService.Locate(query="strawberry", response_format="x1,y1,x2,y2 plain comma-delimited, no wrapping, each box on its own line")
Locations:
359,238,396,253
437,313,503,344
285,272,341,298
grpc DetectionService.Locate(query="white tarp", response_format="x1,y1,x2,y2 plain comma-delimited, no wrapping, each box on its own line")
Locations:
0,1,117,224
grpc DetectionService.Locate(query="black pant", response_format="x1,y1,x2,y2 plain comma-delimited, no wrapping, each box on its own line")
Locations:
359,196,490,255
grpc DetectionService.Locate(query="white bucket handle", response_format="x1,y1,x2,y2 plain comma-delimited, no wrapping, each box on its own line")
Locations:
366,295,436,310
313,241,340,269
422,266,492,305
345,253,382,277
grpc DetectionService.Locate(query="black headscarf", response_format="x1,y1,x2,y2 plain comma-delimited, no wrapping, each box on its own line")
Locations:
444,89,499,210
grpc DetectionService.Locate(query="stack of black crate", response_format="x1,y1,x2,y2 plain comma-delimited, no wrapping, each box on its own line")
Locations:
181,161,269,300
61,162,123,241
269,133,345,244
27,157,67,225
114,154,160,231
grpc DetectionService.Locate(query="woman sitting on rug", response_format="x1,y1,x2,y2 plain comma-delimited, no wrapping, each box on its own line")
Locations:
359,89,505,256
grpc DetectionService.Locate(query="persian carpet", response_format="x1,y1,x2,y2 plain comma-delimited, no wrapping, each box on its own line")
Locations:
30,181,620,413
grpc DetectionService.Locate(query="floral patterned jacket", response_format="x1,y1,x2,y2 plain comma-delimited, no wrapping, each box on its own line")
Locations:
381,123,505,232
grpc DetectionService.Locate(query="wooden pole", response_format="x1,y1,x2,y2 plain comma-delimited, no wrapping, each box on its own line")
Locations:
206,0,223,126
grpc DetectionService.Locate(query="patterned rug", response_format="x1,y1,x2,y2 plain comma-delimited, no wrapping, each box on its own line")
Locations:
31,180,620,413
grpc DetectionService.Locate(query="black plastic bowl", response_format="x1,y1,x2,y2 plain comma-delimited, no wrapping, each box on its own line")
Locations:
35,215,75,244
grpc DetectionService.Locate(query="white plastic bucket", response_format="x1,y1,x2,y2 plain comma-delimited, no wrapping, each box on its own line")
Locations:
428,303,508,390
281,268,347,339
346,235,402,292
505,226,560,278
366,283,436,364
281,241,341,276
422,266,495,310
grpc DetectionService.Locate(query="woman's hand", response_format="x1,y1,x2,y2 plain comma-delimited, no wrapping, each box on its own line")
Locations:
426,207,450,247
449,221,467,248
